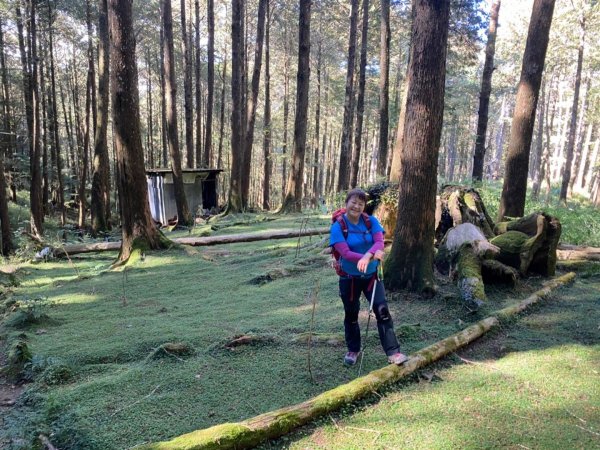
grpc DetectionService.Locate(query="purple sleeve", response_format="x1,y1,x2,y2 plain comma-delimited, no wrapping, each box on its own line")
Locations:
367,231,384,254
333,242,364,263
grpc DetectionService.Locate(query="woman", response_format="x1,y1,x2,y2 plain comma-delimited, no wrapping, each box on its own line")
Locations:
330,188,408,367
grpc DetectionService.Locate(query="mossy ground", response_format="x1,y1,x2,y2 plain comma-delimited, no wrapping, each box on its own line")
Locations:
1,191,599,449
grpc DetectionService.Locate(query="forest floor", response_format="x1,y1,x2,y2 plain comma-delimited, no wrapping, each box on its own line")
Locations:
0,212,598,449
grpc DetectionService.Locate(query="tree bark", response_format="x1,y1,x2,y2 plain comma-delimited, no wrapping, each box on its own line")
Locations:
46,0,66,225
559,13,585,203
350,0,369,189
161,0,191,225
311,38,321,202
472,0,500,182
385,0,450,294
281,27,290,200
262,2,271,211
337,0,359,192
204,0,215,167
227,0,245,213
180,0,194,168
108,0,170,264
498,0,555,220
0,20,13,255
280,0,311,213
241,0,267,208
377,0,391,178
531,77,546,200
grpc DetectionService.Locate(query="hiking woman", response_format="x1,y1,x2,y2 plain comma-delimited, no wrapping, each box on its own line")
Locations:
330,188,408,367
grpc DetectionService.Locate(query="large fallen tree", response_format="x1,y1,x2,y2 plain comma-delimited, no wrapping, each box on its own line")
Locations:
135,272,575,450
52,227,330,257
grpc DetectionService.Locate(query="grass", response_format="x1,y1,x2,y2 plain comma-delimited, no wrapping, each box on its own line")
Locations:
1,185,599,449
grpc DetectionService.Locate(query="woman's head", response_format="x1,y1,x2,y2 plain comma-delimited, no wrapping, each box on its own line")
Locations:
345,188,368,205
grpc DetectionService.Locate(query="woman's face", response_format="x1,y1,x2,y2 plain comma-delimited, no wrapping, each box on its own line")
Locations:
346,195,365,221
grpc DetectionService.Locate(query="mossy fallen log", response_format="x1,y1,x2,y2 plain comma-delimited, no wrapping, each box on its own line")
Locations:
53,228,330,257
135,272,576,450
557,244,600,262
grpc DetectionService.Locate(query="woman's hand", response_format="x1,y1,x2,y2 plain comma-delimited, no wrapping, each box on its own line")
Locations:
373,250,385,261
357,253,372,273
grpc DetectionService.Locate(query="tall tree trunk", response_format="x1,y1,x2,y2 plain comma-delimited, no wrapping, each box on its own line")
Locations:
161,0,191,225
559,12,585,203
29,0,43,236
262,1,271,211
159,24,168,167
108,0,169,264
498,0,555,220
337,0,359,192
46,0,66,225
145,51,155,167
0,21,12,255
91,0,111,231
531,77,546,200
571,78,590,191
204,0,215,167
377,0,391,178
0,19,17,204
194,0,202,166
311,37,321,202
241,0,267,208
40,49,49,217
281,26,290,200
217,57,227,170
227,0,245,213
472,0,501,182
180,0,194,168
350,0,369,188
280,0,311,212
385,0,450,294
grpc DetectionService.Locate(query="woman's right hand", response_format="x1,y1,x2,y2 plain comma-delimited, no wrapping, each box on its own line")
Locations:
373,250,385,261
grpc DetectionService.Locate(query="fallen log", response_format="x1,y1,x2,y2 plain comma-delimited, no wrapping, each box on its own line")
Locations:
53,227,330,257
557,244,600,262
135,272,576,450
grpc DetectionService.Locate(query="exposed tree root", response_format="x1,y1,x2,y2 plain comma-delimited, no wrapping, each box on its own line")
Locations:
136,272,576,450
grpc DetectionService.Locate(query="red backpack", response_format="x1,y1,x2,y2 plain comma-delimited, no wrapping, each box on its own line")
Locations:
330,208,372,276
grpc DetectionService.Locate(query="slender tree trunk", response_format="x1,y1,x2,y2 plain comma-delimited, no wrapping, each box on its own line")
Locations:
531,78,546,200
559,13,585,203
385,0,450,294
146,51,155,167
281,0,311,212
350,0,369,188
29,0,43,236
217,57,227,170
241,0,267,208
40,49,49,217
180,0,193,168
108,0,169,263
159,24,168,167
472,0,501,182
204,0,215,167
337,0,359,192
262,2,271,211
161,0,191,225
194,0,202,166
498,0,555,220
227,0,245,213
377,0,391,178
311,38,321,202
0,21,12,254
281,26,290,200
46,0,66,225
571,78,590,191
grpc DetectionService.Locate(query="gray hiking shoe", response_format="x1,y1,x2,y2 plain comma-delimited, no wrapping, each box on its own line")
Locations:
388,352,409,365
344,351,359,366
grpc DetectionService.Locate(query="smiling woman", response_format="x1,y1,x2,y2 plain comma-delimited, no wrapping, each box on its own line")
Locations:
330,188,408,367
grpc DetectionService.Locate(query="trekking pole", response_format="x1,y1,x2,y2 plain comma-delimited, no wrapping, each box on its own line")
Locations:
358,262,380,376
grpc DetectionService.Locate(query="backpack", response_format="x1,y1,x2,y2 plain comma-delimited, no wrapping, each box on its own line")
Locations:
330,208,372,277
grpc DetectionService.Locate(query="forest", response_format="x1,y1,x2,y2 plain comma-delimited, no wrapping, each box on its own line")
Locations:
0,0,599,449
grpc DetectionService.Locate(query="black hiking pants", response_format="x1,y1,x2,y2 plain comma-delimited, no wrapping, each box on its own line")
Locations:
339,275,400,356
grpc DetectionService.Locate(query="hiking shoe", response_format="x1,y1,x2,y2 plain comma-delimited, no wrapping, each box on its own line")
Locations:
344,351,359,366
388,352,409,365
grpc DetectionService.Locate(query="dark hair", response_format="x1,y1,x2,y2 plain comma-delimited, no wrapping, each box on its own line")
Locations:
345,188,368,204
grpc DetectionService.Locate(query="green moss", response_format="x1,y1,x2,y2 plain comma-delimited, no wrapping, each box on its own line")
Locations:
490,231,529,253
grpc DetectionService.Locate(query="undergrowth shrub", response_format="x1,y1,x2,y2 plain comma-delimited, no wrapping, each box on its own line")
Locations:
4,296,53,328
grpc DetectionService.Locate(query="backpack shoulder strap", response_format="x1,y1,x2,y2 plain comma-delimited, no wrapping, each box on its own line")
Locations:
361,212,372,231
335,214,349,238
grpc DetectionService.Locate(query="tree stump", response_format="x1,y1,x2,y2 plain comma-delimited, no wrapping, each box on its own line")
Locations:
492,212,561,276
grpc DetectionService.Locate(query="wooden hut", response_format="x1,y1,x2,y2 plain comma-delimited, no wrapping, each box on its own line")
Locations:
146,168,222,225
